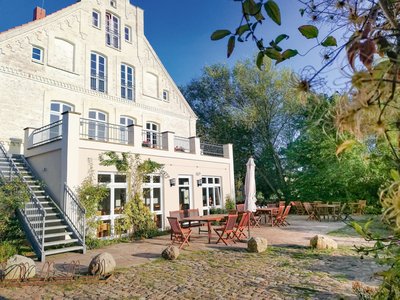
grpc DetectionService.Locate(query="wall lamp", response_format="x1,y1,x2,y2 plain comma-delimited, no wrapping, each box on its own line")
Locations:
197,179,202,187
169,178,176,187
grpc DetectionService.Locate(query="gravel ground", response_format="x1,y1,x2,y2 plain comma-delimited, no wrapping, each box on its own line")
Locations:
0,246,383,300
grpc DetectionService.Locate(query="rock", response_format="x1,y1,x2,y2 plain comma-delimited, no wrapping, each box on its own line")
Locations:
247,237,268,253
1,255,36,280
88,252,116,275
162,246,180,260
310,235,338,250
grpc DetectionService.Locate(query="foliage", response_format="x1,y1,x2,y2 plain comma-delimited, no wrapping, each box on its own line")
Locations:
76,166,108,237
85,236,130,250
0,178,29,243
99,152,164,239
225,196,236,211
209,207,227,215
0,242,17,263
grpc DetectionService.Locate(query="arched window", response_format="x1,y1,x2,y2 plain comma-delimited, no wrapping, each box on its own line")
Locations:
49,101,73,139
119,116,135,143
88,110,107,141
143,122,160,148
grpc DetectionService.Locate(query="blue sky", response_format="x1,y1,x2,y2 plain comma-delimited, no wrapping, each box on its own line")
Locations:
0,0,344,90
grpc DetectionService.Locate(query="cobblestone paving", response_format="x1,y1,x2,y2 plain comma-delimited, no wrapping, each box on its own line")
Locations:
0,246,382,300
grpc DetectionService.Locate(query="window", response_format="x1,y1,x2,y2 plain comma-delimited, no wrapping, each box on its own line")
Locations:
143,174,163,228
119,116,135,143
92,11,100,28
124,26,131,42
143,122,160,148
121,64,134,100
110,0,117,8
32,46,43,63
202,176,222,215
162,90,169,101
90,52,107,92
106,12,120,49
88,110,107,141
50,102,73,123
97,173,127,237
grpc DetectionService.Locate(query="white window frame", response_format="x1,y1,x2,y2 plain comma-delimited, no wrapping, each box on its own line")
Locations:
92,10,100,28
50,101,73,123
97,173,127,238
124,25,131,43
110,0,117,8
121,64,134,100
32,46,43,63
106,12,120,49
162,90,169,101
201,176,222,215
119,116,135,144
88,110,107,141
144,122,160,147
143,174,163,229
90,52,107,93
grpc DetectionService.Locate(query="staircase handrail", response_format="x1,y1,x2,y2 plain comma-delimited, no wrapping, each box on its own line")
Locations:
64,183,86,244
0,142,46,254
18,155,86,245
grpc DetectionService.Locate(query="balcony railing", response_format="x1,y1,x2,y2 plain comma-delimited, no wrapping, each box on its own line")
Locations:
200,142,224,157
142,130,164,150
80,118,131,144
31,120,63,147
174,136,190,153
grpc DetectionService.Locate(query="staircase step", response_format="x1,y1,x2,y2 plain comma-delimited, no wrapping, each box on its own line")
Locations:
44,225,68,231
29,217,61,223
45,231,73,239
44,239,79,247
44,246,84,256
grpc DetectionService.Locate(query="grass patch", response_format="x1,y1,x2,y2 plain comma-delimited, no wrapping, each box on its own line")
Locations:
327,216,392,238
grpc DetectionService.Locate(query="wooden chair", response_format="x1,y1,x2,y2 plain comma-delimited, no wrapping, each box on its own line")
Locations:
277,205,291,226
233,212,250,241
331,202,341,220
250,212,262,228
303,202,318,221
266,203,278,208
236,204,245,213
272,205,285,225
186,208,206,233
291,201,305,215
214,214,238,245
279,201,286,207
167,217,192,249
357,200,367,215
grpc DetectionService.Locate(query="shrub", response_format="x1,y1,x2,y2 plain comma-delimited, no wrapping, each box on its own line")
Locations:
225,196,235,210
0,242,17,263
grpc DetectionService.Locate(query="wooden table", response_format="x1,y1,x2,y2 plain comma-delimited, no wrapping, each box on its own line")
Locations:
256,207,278,226
315,204,340,221
181,214,228,243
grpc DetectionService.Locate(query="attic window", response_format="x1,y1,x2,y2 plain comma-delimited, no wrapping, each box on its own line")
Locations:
110,0,117,8
162,90,169,101
32,46,43,63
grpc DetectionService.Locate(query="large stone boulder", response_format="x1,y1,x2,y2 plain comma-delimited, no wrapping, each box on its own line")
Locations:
247,237,268,253
88,252,116,276
310,235,338,250
1,255,36,280
162,246,180,260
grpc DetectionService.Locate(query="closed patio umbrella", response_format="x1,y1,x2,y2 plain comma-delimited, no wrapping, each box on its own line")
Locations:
244,157,257,238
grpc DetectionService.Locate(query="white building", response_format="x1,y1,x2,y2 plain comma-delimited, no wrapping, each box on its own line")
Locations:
0,0,234,260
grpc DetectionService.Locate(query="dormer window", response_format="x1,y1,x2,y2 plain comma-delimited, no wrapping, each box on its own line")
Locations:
110,0,117,8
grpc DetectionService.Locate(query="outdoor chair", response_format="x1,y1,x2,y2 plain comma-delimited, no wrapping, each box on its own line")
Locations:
214,214,238,245
272,205,285,226
279,201,286,207
357,200,367,215
236,204,245,213
277,205,291,226
331,202,341,220
186,208,206,233
266,203,278,208
292,201,306,215
303,202,318,221
233,212,250,241
250,212,262,228
167,217,192,249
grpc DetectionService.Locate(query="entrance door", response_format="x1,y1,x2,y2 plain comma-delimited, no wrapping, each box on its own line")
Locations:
178,176,192,210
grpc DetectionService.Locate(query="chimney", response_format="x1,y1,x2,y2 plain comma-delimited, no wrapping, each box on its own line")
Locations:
33,7,46,21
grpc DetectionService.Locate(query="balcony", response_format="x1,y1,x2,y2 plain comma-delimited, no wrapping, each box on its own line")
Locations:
24,112,232,160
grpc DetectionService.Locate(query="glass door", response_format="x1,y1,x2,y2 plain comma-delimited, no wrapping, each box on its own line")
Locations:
178,176,192,210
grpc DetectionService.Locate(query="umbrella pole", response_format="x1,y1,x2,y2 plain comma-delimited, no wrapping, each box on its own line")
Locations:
248,212,251,239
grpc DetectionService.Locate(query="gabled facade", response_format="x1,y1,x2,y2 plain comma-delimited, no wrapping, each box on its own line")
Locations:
0,0,234,239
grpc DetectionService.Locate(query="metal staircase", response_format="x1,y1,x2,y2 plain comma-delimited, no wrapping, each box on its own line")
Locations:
0,142,85,262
